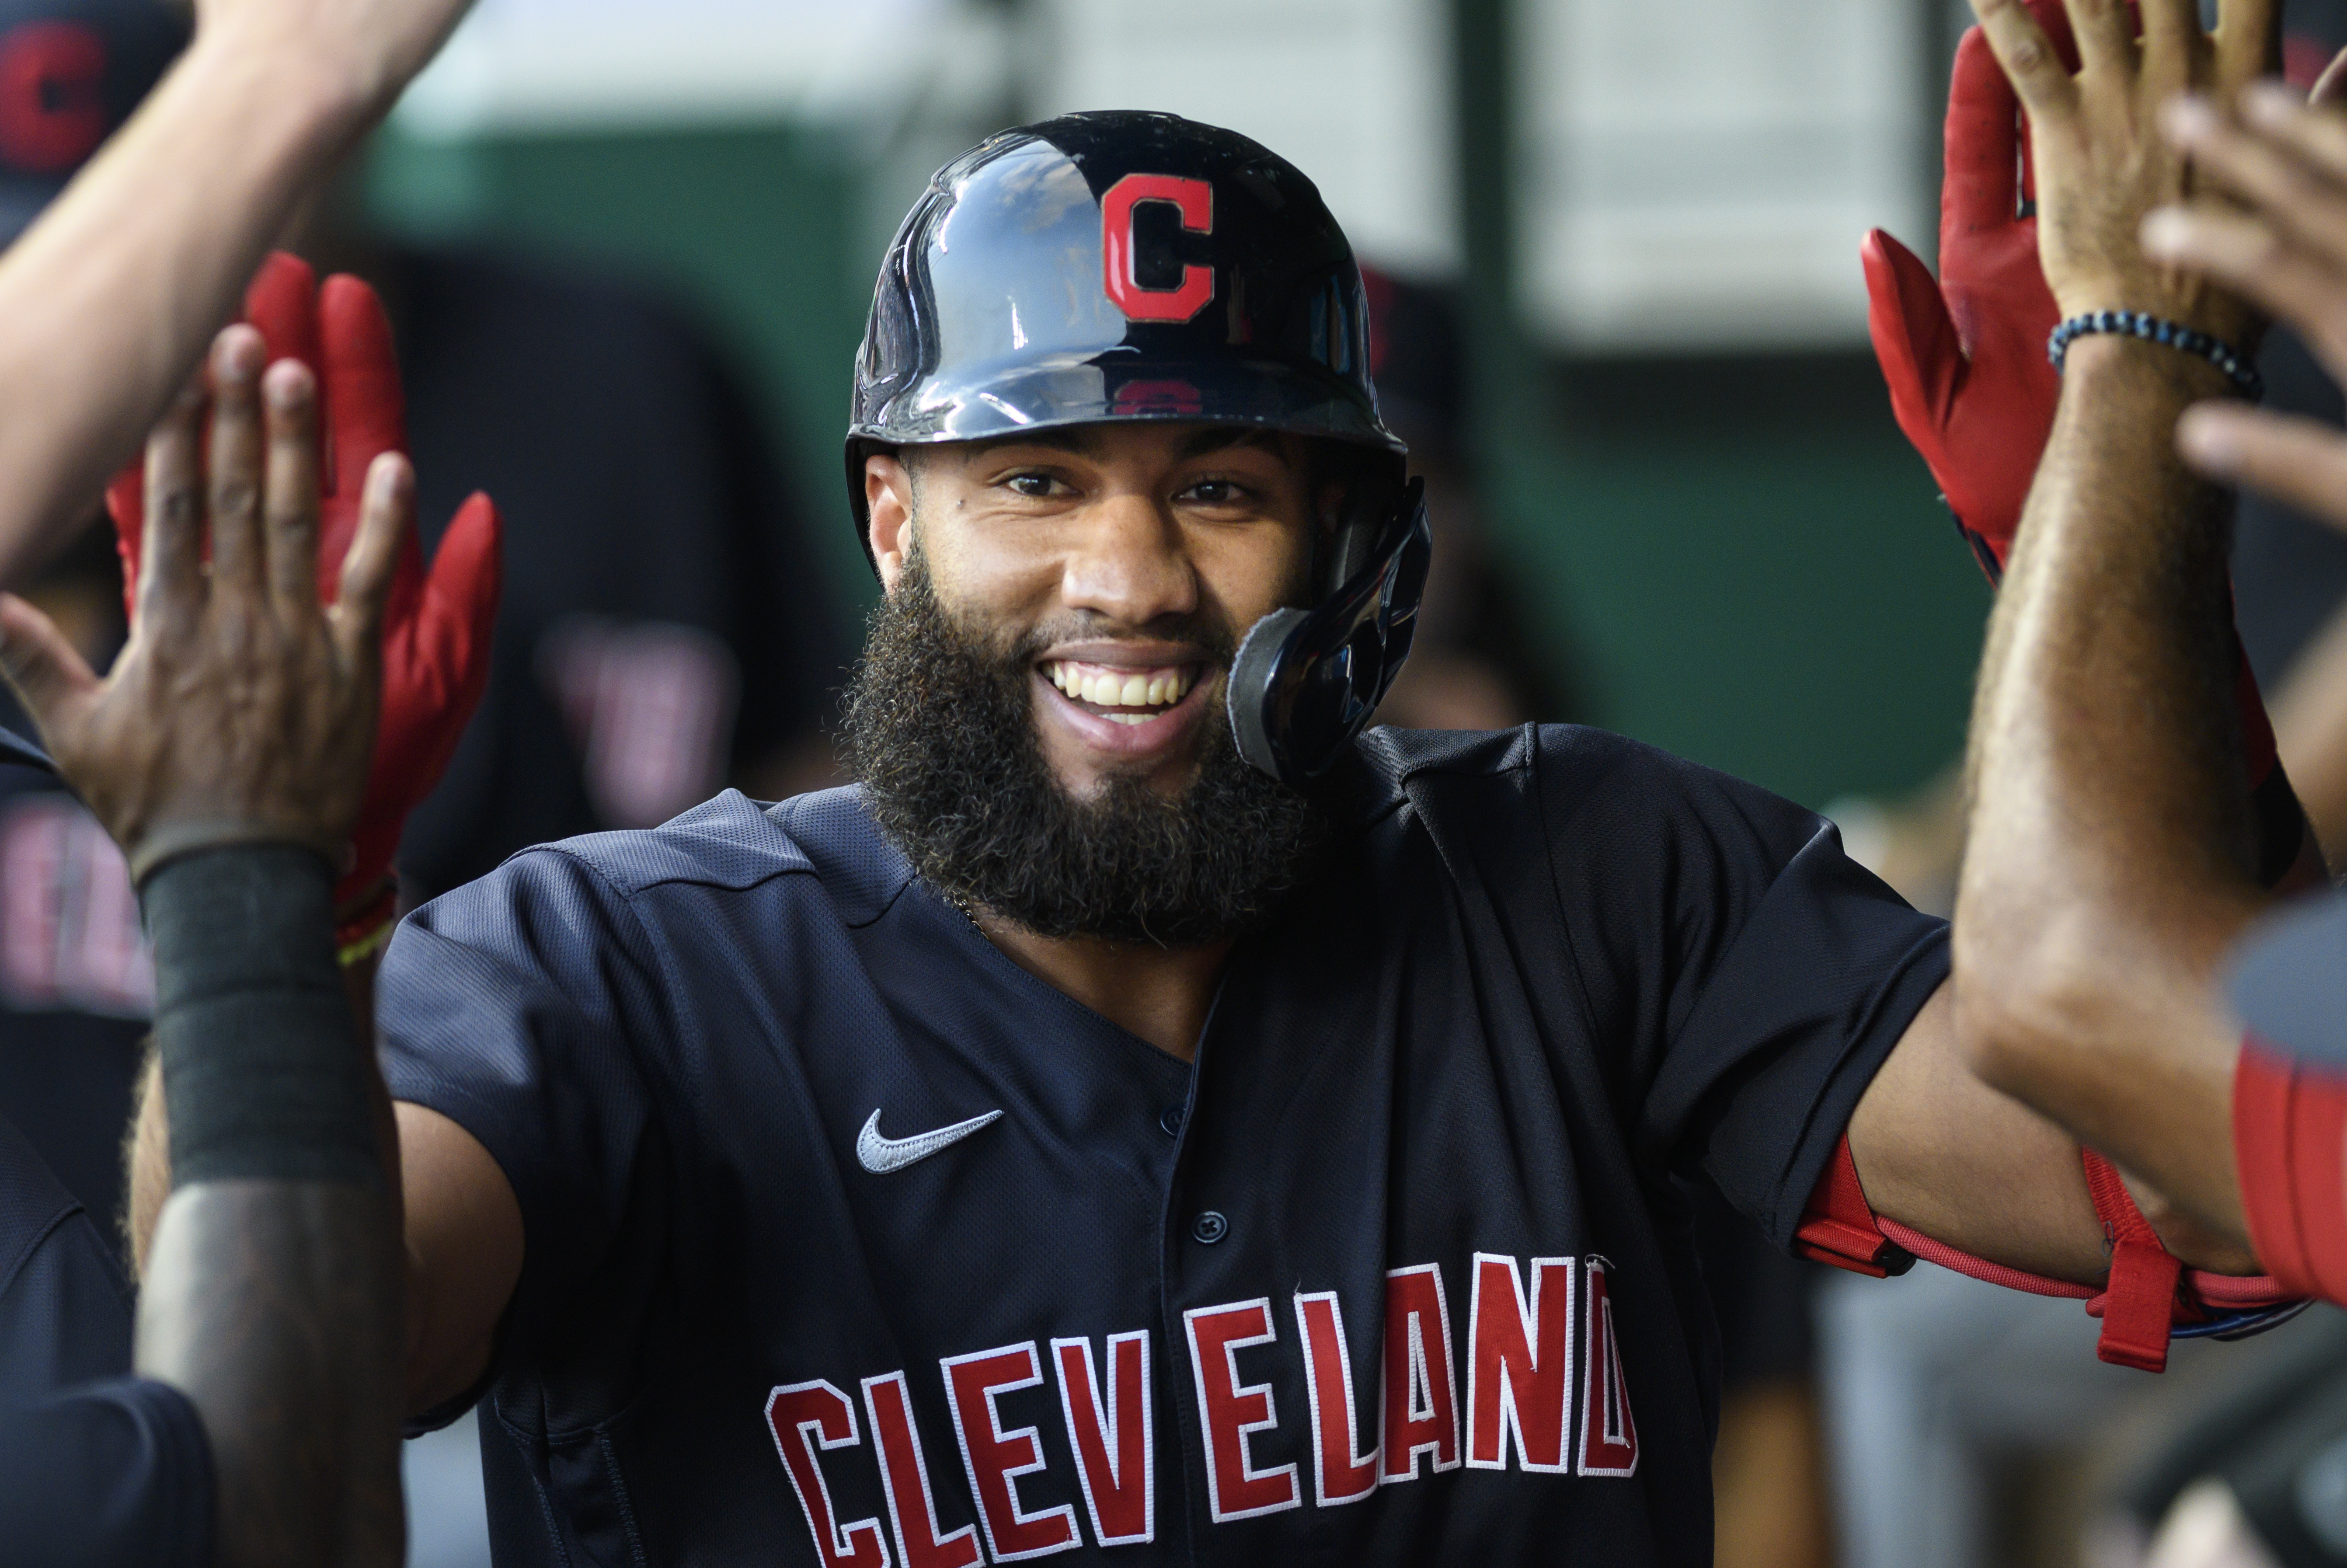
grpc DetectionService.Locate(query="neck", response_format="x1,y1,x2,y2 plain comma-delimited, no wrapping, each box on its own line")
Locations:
970,910,1230,1062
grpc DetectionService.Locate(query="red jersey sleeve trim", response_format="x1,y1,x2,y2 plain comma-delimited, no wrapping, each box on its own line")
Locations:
2236,1038,2347,1304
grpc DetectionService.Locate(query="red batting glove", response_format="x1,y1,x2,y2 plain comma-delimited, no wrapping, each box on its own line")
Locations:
1863,17,2068,579
1868,14,2313,885
108,252,502,942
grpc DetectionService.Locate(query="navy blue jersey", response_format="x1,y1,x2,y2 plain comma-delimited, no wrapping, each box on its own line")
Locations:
0,1110,212,1567
379,725,1947,1567
0,1377,212,1568
0,1108,133,1401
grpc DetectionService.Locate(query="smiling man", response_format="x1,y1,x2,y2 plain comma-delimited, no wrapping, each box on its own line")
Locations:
133,108,2304,1567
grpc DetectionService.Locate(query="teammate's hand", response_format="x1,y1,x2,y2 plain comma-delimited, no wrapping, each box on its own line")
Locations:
108,253,501,921
0,327,401,881
2142,66,2347,523
1865,14,2068,574
1969,0,2277,342
191,0,478,118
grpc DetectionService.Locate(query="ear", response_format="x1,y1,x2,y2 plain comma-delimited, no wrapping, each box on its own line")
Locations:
865,453,916,593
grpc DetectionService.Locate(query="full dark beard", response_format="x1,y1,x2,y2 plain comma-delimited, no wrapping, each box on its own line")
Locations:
842,558,1333,945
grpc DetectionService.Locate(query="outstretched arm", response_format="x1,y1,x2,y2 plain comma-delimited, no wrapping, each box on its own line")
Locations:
1952,0,2277,1246
3,324,411,1563
0,0,474,589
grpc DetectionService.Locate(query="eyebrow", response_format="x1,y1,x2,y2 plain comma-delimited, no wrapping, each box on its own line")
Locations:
1175,426,1283,460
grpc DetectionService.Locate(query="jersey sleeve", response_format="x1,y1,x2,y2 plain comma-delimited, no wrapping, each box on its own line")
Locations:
377,846,670,1424
0,1113,134,1407
2226,891,2347,1302
1536,731,1948,1250
0,1377,213,1568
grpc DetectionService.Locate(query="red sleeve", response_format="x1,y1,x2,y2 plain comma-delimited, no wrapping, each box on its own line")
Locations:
2236,1038,2347,1303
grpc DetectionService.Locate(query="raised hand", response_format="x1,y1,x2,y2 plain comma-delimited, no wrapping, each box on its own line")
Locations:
0,327,402,882
1865,13,2068,577
2142,70,2347,520
109,253,501,944
1968,0,2277,341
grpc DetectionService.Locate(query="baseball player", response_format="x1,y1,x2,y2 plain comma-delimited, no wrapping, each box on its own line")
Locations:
108,35,2302,1568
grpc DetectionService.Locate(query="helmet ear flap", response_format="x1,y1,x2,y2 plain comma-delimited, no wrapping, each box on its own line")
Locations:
1232,476,1431,786
1313,451,1409,599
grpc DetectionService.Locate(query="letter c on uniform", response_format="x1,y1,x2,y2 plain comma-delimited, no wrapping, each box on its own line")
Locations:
0,21,107,174
1101,173,1215,323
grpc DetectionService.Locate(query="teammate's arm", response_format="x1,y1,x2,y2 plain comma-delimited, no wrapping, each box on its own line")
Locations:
3,326,416,1563
0,0,474,589
1933,0,2274,1250
129,1005,526,1419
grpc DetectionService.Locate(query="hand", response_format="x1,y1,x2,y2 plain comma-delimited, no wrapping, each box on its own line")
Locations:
192,0,480,118
1971,0,2277,341
2142,69,2347,521
0,327,403,880
1865,14,2068,573
109,253,501,916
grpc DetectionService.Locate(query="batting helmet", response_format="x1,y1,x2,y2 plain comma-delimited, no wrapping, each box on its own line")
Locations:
848,110,1431,786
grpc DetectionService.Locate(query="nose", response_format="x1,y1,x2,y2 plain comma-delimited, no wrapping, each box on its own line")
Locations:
1059,488,1198,628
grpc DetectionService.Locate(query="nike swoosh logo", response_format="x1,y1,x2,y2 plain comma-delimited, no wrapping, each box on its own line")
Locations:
856,1108,1004,1174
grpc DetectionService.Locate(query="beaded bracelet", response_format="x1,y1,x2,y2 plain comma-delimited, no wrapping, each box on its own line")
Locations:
2047,310,2263,400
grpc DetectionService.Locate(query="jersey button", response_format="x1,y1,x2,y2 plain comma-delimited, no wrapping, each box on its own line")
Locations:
1159,1106,1184,1138
1191,1210,1229,1244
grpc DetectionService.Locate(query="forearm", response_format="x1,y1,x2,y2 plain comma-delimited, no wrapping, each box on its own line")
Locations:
129,950,393,1274
139,1184,404,1568
0,27,369,587
1959,335,2265,1232
131,848,404,1565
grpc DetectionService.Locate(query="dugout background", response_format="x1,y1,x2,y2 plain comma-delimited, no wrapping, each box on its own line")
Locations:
361,0,1993,813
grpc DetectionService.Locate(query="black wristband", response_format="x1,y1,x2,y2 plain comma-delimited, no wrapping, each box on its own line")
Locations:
143,844,380,1189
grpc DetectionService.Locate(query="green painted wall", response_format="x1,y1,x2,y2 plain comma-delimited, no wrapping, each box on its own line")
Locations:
369,123,1989,814
1497,355,1993,808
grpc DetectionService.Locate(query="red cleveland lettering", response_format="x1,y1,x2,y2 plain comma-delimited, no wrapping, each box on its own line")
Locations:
1577,1256,1639,1477
864,1371,982,1568
765,1381,889,1568
942,1344,1080,1560
1382,1264,1461,1481
1184,1299,1302,1521
1100,172,1215,323
1292,1291,1380,1505
1466,1253,1576,1473
1051,1334,1154,1546
769,1251,1635,1554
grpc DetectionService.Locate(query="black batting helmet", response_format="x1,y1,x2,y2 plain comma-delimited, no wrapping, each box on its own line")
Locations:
847,110,1431,786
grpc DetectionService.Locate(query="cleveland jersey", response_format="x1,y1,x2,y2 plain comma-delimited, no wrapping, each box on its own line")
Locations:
377,725,1946,1567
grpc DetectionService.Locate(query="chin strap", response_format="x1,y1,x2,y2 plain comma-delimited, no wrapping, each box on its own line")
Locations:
1795,1137,2307,1372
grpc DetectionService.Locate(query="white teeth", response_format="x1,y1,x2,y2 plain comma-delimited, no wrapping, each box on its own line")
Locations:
1043,661,1195,711
1107,712,1150,726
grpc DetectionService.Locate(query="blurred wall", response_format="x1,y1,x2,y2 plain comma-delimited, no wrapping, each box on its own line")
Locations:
367,0,1989,812
367,122,880,613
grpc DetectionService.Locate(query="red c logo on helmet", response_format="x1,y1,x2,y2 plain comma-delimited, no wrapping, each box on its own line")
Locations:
0,21,108,174
1101,173,1214,323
